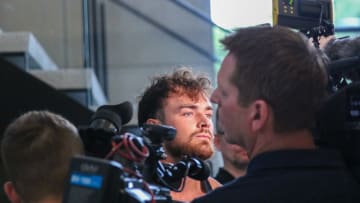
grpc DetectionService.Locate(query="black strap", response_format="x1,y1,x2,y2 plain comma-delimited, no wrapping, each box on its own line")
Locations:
200,179,212,193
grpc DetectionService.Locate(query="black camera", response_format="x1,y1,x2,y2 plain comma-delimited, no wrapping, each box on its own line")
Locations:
273,0,334,47
63,101,211,203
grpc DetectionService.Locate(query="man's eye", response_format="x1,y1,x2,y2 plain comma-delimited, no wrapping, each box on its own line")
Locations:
183,112,193,116
206,114,213,119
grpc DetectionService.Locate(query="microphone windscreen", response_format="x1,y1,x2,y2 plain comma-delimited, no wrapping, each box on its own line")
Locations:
91,101,133,131
111,101,133,125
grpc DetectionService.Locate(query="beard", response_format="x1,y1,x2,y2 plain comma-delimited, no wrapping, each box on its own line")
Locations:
231,158,249,170
164,132,214,161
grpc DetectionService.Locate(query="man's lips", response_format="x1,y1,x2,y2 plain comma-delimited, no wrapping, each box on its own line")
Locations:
195,134,212,140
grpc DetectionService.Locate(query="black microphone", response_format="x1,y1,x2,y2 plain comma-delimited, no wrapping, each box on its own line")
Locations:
141,123,177,144
90,101,133,133
79,101,133,158
328,56,360,75
185,157,210,181
156,157,212,192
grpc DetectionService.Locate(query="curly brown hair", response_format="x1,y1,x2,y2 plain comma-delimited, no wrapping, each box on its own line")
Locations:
138,67,212,125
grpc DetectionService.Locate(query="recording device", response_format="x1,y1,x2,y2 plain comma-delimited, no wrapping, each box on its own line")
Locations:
63,101,212,203
273,0,334,47
314,82,360,181
78,102,133,158
273,0,360,181
323,36,360,92
156,156,211,192
327,56,360,92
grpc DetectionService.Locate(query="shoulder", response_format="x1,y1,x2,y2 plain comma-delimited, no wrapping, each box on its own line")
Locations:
208,177,222,189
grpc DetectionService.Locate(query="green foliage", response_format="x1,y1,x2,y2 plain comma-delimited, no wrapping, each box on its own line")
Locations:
212,27,228,73
334,0,360,21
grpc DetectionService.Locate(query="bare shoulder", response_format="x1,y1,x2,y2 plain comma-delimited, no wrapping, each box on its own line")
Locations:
208,177,222,188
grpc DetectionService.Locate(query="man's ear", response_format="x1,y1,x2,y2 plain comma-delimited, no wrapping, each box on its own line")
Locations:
4,181,21,203
249,100,269,132
146,118,162,125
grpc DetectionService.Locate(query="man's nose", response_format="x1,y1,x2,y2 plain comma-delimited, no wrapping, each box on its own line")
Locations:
197,114,211,128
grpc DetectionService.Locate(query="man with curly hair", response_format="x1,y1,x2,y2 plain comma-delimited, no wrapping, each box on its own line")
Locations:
138,67,221,202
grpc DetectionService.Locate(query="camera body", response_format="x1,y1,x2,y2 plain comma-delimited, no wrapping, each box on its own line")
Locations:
62,102,176,203
63,102,211,203
273,0,334,47
63,155,172,203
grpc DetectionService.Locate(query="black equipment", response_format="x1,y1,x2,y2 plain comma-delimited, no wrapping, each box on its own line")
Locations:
63,101,211,203
273,0,334,47
273,0,360,181
315,82,360,182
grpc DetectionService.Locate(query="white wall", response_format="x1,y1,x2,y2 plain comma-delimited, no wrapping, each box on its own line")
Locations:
105,0,215,120
0,0,83,68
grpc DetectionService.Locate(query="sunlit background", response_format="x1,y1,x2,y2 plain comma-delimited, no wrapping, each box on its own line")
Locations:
210,0,272,29
210,0,360,71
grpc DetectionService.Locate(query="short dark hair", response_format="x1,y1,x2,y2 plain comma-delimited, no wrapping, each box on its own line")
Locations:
221,25,328,132
138,67,212,125
1,111,84,202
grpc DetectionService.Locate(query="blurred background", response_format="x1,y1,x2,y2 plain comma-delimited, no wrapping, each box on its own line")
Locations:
0,0,359,202
1,0,359,118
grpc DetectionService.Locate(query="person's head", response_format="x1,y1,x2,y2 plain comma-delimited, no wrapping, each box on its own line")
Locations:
1,111,84,203
138,67,214,162
214,109,249,171
211,25,328,153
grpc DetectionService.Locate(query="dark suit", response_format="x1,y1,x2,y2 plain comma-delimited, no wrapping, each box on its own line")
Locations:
193,149,360,203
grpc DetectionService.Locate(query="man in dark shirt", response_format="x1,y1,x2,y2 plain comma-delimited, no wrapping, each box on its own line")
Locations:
214,109,248,184
192,25,360,203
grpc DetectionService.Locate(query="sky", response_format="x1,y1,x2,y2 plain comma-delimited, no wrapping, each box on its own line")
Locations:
210,0,273,29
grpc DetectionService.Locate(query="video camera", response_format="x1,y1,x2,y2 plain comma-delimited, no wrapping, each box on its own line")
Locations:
62,101,211,203
273,0,334,47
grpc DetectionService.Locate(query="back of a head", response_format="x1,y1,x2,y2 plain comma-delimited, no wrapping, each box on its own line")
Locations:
221,25,328,133
137,67,212,125
1,111,84,202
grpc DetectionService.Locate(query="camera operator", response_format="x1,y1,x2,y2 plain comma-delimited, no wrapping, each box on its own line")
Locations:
1,111,84,203
138,67,221,202
192,25,360,203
